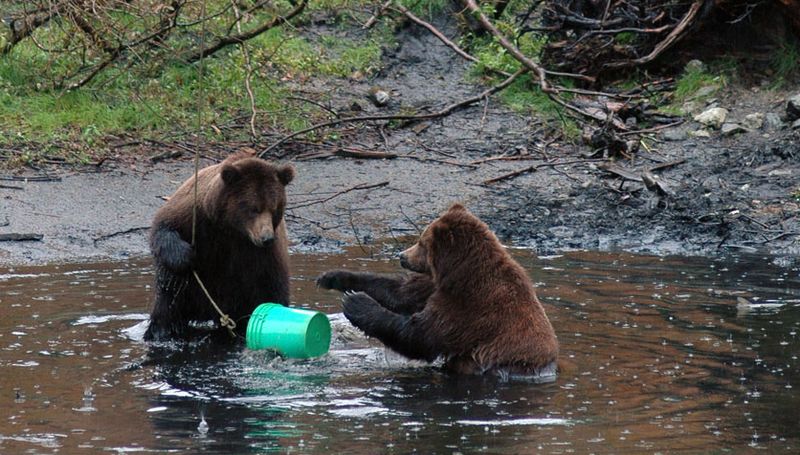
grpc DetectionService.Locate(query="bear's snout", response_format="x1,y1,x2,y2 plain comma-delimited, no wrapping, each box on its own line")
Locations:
399,252,411,270
260,234,275,246
399,245,428,273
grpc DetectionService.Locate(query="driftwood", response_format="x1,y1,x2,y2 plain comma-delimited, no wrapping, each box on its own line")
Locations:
0,233,43,241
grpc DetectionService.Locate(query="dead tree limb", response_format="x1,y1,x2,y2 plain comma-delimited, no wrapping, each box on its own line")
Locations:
363,0,393,29
289,181,390,210
483,158,607,185
0,233,43,241
606,1,704,69
464,0,550,91
463,0,619,128
259,68,526,158
1,2,66,54
185,0,307,62
392,4,493,71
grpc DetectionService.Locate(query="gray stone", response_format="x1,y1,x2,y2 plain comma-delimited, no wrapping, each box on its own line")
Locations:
660,128,687,141
681,100,700,116
793,119,800,130
694,107,728,129
369,87,390,107
721,123,746,136
742,113,764,130
788,93,800,120
685,59,706,73
764,112,783,131
691,85,719,100
690,129,711,138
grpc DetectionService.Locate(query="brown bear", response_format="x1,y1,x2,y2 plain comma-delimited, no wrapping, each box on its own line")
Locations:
145,151,294,341
317,204,558,376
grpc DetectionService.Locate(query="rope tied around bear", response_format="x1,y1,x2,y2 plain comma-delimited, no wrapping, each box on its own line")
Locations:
192,270,237,338
188,0,236,340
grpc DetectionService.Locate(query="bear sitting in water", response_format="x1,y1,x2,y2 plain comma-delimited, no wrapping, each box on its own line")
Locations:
317,204,558,375
145,152,294,341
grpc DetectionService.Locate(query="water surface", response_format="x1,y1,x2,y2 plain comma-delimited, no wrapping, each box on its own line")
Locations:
1,249,798,453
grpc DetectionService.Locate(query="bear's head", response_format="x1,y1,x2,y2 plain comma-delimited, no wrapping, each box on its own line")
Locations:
400,203,486,277
217,157,294,247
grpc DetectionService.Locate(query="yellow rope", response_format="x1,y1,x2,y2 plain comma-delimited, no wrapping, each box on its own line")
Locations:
193,270,237,338
190,0,236,339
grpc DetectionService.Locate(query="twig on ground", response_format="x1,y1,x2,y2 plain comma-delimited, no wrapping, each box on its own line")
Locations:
0,233,43,241
259,68,526,158
392,3,511,77
93,226,150,245
0,175,61,182
484,159,607,185
288,181,390,210
348,210,372,257
0,184,24,190
363,0,393,29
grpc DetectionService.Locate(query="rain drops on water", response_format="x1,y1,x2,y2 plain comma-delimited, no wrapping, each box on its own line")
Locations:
197,414,209,435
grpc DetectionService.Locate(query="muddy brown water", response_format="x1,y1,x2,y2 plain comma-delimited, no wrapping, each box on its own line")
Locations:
1,249,798,454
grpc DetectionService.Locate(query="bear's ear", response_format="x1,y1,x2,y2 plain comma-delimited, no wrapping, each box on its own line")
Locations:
277,164,295,186
221,164,241,185
448,203,467,213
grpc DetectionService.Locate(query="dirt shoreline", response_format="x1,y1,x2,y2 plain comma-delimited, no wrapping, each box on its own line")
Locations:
2,14,799,267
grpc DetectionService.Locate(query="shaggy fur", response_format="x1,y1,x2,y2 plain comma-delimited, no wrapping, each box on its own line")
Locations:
145,152,294,341
318,204,558,375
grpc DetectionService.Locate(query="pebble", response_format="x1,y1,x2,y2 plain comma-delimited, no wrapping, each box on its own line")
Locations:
764,112,783,131
742,113,764,130
661,128,687,141
690,129,711,138
721,123,746,136
694,107,728,129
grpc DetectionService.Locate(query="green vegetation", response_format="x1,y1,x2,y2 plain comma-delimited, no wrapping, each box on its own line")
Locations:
464,11,578,137
770,39,800,89
0,1,390,152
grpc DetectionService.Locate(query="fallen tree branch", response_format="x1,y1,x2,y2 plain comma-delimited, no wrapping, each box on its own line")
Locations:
92,226,150,245
0,233,43,241
363,0,393,29
288,181,390,210
185,0,307,62
259,68,526,158
464,0,550,91
606,1,705,68
463,0,621,128
483,158,607,185
1,2,66,54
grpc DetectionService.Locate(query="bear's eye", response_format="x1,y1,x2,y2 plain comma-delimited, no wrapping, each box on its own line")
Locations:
249,206,261,215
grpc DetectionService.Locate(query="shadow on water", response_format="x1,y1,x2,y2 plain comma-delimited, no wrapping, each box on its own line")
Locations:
1,249,799,453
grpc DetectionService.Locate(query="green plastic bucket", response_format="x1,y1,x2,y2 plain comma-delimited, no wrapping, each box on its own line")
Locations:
246,303,331,358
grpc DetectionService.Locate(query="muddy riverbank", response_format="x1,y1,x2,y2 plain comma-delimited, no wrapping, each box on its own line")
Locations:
1,12,799,266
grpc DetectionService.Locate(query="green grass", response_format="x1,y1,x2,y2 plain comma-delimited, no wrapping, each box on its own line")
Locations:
770,40,800,89
673,66,721,103
0,5,390,151
464,22,578,137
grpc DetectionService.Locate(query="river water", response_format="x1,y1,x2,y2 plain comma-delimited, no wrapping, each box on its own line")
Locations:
1,249,798,453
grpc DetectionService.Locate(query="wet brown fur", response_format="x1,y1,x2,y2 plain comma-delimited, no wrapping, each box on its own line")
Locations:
401,204,559,374
319,204,558,375
145,152,294,341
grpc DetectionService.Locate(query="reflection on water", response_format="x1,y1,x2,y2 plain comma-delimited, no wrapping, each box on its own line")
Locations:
1,250,798,453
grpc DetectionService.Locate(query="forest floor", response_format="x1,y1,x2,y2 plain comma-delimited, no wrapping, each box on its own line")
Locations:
1,11,799,266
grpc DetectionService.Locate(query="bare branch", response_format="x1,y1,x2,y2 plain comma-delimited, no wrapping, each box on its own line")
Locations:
184,0,308,63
